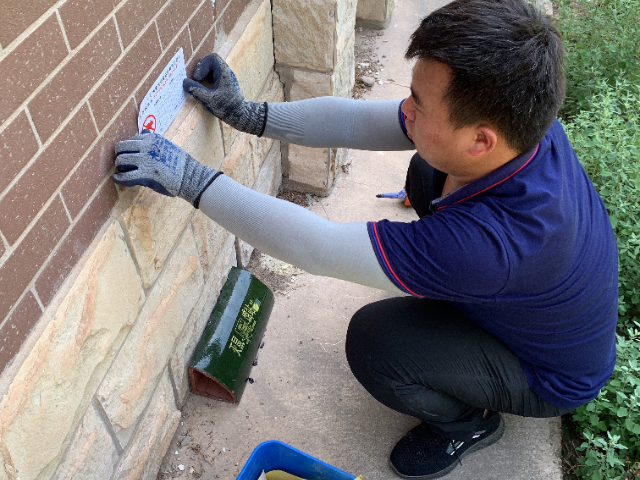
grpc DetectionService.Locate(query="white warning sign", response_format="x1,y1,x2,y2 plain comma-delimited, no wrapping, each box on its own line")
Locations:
138,48,189,136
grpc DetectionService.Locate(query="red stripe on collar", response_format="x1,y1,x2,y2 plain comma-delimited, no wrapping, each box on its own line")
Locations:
437,143,539,211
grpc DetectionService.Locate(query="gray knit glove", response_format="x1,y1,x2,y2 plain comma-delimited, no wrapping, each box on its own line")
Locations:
113,131,222,208
183,53,267,136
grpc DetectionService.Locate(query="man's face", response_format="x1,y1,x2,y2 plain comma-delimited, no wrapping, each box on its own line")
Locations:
402,59,477,176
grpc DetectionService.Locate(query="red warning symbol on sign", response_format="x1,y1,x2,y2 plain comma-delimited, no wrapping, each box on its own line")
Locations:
143,114,157,133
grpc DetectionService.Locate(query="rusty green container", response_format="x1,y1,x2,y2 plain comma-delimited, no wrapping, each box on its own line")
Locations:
189,267,274,403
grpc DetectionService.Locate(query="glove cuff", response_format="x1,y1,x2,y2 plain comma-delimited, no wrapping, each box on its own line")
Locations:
179,154,223,207
193,171,224,209
236,101,267,136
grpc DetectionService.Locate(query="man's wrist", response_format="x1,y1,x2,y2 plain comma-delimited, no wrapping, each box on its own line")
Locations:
178,154,223,207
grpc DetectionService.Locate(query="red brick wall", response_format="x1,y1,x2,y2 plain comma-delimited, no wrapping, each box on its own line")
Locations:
0,0,252,373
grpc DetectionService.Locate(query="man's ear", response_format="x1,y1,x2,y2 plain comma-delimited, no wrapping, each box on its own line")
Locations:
468,126,498,156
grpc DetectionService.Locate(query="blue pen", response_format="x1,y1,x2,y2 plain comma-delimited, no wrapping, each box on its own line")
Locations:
376,188,407,200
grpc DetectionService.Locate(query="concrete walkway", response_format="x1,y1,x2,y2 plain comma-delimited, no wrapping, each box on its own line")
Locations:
157,1,563,479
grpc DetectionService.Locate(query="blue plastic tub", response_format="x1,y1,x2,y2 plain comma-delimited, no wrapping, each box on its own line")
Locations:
236,440,357,480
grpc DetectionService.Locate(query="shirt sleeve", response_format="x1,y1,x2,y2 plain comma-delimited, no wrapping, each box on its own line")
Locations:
367,207,511,300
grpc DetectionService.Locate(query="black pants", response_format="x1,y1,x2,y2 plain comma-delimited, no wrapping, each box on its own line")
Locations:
345,154,569,441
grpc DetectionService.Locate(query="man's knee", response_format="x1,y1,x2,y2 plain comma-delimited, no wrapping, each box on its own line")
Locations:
345,302,377,377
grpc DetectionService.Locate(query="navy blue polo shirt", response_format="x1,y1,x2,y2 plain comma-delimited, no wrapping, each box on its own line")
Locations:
367,118,618,409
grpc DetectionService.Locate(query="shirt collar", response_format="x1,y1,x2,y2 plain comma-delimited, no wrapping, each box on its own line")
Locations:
430,143,540,212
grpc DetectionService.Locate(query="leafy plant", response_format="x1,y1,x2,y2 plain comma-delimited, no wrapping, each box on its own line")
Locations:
570,326,640,478
557,0,640,119
556,0,640,477
563,80,640,328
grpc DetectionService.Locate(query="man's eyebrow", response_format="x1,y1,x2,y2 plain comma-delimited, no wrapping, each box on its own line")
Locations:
410,85,421,107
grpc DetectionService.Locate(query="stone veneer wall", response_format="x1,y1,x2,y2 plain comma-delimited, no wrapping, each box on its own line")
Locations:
0,0,287,477
356,0,396,29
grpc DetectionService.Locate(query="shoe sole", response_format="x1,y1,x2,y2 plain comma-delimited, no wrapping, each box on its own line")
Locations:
389,415,506,480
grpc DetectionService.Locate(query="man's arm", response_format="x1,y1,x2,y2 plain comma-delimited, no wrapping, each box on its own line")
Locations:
264,97,415,151
198,175,402,292
113,132,402,293
183,54,414,151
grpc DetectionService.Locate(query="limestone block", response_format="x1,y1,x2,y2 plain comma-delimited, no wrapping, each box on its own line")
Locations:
111,370,181,480
0,222,142,480
117,91,225,291
332,32,356,99
221,132,254,187
289,69,333,101
287,144,331,194
356,0,395,29
254,142,283,198
249,134,274,179
51,404,119,480
220,0,274,154
165,98,225,171
337,0,358,57
117,189,193,289
247,71,283,175
273,0,356,71
287,37,354,102
261,70,285,105
273,0,336,71
169,239,236,405
96,228,203,447
191,210,235,283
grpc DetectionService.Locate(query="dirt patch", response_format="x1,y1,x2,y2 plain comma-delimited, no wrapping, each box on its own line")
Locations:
275,188,317,207
561,414,581,480
353,27,385,99
244,249,303,295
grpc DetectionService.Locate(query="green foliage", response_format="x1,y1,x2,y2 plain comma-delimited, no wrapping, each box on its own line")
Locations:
557,0,640,477
563,80,640,327
557,0,640,119
570,325,640,478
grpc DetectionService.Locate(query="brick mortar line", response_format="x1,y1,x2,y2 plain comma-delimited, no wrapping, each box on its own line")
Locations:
60,194,74,224
0,198,70,328
190,20,216,57
0,193,73,310
0,230,9,264
55,10,72,54
113,14,125,53
32,288,45,311
24,107,43,148
87,103,100,135
188,0,210,53
0,286,45,346
154,21,164,51
0,0,69,63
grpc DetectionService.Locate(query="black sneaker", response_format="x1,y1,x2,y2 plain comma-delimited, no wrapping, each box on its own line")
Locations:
389,413,505,479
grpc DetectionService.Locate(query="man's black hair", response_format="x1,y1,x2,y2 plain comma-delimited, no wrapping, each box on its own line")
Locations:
406,0,565,153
